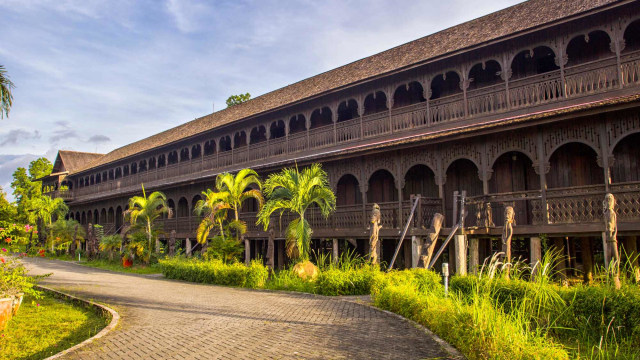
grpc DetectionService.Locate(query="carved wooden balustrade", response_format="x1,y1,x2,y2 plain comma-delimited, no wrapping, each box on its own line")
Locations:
65,52,640,203
467,190,541,228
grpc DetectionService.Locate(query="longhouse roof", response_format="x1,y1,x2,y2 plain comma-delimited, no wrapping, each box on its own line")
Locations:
73,0,619,174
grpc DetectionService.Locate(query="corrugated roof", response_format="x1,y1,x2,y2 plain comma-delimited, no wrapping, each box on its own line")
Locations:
73,0,619,174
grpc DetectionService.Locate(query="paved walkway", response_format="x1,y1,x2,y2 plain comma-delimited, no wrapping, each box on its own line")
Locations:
25,258,453,360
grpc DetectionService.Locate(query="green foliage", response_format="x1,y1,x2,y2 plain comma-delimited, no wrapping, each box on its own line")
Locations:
124,230,150,263
0,256,42,298
258,164,336,260
99,234,122,261
203,235,244,263
193,188,231,243
0,65,14,119
370,268,443,297
225,93,250,107
28,158,53,181
314,266,378,296
49,219,85,250
125,185,171,262
0,187,17,224
160,258,268,288
0,293,109,359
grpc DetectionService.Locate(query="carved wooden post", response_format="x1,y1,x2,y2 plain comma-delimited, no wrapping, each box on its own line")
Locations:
332,239,338,264
266,225,275,270
411,235,421,268
602,193,621,289
244,237,251,266
169,230,176,257
369,203,382,265
186,237,192,257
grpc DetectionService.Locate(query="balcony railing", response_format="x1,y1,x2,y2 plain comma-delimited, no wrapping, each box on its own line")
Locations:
62,53,640,203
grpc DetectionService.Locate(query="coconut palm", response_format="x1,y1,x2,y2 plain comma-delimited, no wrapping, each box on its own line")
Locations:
0,65,14,119
257,164,336,260
124,184,172,262
193,189,231,244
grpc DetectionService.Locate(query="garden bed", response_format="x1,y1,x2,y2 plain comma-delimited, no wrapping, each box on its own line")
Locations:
0,291,110,359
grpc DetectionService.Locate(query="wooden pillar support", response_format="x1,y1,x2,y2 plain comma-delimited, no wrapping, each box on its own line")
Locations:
186,238,192,257
332,238,339,263
581,237,594,284
469,237,479,275
530,237,542,280
244,238,250,266
411,236,421,268
454,234,467,275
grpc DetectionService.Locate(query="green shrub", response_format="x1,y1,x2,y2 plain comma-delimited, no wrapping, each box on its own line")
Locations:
371,268,442,297
315,265,378,296
159,258,268,288
264,268,316,293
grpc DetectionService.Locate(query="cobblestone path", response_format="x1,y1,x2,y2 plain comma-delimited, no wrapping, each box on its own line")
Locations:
25,258,453,360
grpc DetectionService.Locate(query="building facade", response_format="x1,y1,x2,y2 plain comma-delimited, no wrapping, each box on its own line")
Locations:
44,0,640,271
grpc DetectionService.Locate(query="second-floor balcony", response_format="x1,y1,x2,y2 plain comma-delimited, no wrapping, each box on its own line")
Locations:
66,51,640,203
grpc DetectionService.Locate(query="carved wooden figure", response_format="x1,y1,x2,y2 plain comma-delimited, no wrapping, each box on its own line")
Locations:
266,225,275,270
603,193,621,289
369,203,382,265
418,213,444,268
168,230,176,256
501,206,515,279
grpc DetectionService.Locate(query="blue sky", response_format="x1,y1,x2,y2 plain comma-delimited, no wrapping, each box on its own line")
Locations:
0,0,522,198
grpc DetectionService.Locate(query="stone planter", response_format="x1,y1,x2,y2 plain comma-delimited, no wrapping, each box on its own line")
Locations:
0,297,13,330
11,293,24,316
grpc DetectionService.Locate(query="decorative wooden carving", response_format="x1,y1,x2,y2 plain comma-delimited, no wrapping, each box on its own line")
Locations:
603,193,621,289
486,130,539,169
543,120,602,161
363,155,398,192
417,213,443,269
369,203,382,265
501,206,515,279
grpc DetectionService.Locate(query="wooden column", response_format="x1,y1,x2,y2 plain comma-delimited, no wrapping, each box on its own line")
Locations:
469,237,479,275
245,238,251,266
536,130,549,224
454,234,467,275
530,236,542,280
186,238,192,257
332,238,339,263
553,237,567,282
581,237,594,284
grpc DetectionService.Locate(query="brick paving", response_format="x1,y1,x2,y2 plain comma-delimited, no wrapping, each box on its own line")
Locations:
25,258,453,360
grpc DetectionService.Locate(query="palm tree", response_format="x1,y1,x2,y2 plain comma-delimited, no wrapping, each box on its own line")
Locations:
193,188,231,244
32,195,69,251
50,218,85,253
257,164,336,261
99,234,122,261
215,169,264,222
124,184,172,262
0,65,14,119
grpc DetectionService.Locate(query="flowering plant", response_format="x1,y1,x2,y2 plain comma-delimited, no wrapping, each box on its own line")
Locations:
0,223,35,252
0,256,42,298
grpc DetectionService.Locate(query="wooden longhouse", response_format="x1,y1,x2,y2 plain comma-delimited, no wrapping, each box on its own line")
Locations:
43,0,640,273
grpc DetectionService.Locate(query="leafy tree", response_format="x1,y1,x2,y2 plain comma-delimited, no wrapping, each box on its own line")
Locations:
258,164,336,261
49,218,85,252
124,185,172,263
99,234,122,261
225,93,250,107
0,186,17,224
32,195,68,251
28,158,53,181
214,169,263,241
0,65,15,119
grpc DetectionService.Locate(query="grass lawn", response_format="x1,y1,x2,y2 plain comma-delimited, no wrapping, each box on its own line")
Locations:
0,293,109,360
76,258,162,275
45,254,162,275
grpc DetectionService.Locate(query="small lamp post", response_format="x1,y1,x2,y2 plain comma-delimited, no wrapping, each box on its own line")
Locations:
442,262,449,297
